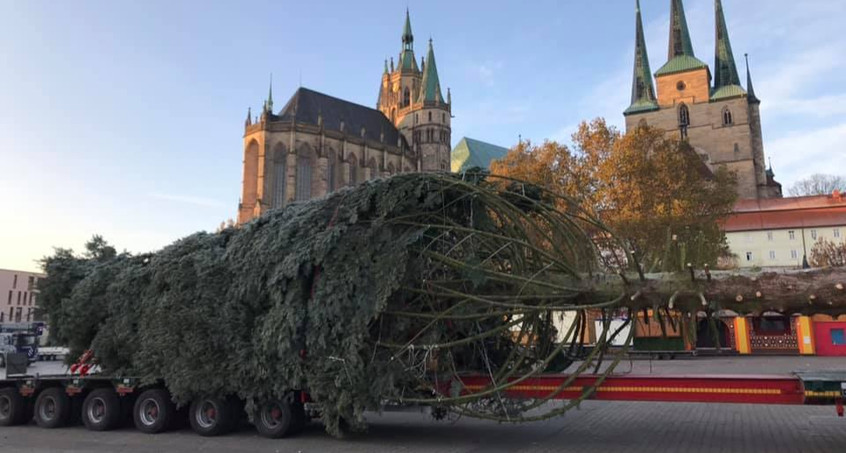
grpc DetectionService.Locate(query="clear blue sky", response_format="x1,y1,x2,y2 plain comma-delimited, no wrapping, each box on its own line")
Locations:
2,0,844,272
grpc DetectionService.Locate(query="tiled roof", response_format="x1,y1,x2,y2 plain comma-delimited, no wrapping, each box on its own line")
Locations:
277,87,404,147
724,194,846,232
451,137,510,173
711,84,747,101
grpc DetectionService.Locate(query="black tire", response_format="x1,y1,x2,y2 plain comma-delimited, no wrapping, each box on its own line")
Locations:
0,387,28,426
34,387,71,429
188,396,233,437
254,399,300,439
82,388,122,431
133,389,176,434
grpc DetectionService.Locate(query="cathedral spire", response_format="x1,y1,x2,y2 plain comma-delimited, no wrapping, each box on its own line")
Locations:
266,74,274,113
402,8,413,49
625,0,658,115
399,9,419,73
668,0,695,59
418,39,445,104
745,53,760,104
713,0,741,90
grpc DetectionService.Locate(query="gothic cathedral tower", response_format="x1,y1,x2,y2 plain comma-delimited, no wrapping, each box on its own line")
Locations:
623,0,781,200
378,10,452,172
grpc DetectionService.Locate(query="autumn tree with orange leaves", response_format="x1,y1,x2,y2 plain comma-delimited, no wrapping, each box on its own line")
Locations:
490,119,738,273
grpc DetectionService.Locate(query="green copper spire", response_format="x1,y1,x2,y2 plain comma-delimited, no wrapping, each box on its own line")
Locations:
402,8,413,49
399,9,419,73
625,0,658,115
668,0,694,59
656,0,708,77
713,0,741,89
418,39,445,104
745,53,760,104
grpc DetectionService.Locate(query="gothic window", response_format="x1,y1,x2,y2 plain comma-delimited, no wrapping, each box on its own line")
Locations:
403,87,410,107
327,151,337,193
442,113,446,123
678,104,690,140
428,111,432,122
296,150,312,201
348,155,358,186
242,140,260,206
272,158,287,209
722,107,733,126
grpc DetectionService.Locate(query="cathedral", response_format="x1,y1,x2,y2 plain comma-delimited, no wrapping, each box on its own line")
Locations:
624,0,782,200
238,10,451,224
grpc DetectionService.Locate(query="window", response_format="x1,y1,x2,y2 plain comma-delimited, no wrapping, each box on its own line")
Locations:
27,276,35,290
12,274,17,289
17,291,21,305
348,158,358,186
7,290,11,305
746,252,753,262
428,112,432,122
678,104,690,140
0,312,3,322
811,229,818,240
722,107,733,126
769,251,776,260
832,329,846,346
403,87,410,107
295,152,312,201
789,230,796,240
327,154,337,193
442,113,446,123
835,229,841,239
791,250,799,260
755,316,790,335
767,231,774,241
272,159,287,209
7,307,12,321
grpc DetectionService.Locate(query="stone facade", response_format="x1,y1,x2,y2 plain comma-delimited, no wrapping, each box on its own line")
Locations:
238,10,450,224
624,0,781,200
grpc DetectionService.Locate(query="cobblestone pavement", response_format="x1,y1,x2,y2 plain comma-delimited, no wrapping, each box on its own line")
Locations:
1,357,844,452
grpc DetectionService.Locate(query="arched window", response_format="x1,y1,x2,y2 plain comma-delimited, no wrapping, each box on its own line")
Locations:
242,140,260,206
428,111,432,122
271,144,287,209
348,155,358,186
678,104,690,140
327,151,337,193
722,107,733,126
295,148,312,201
403,87,410,107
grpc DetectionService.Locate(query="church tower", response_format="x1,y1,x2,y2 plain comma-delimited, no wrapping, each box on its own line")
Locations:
623,0,781,199
378,10,452,172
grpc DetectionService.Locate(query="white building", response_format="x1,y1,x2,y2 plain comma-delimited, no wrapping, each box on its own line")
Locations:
724,193,846,268
0,269,43,323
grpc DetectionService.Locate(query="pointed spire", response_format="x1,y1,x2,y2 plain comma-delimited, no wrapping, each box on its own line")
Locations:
399,10,419,73
656,0,708,77
266,74,274,113
384,58,389,75
418,39,445,104
713,0,741,90
402,8,414,49
745,53,760,104
626,0,658,115
245,107,252,127
668,0,695,59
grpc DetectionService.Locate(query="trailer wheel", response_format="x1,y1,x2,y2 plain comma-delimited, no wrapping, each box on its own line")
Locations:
133,389,176,434
0,387,28,426
189,396,234,437
254,399,301,439
34,387,71,428
82,389,122,431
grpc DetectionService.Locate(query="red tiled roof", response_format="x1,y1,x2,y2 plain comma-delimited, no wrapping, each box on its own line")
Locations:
724,193,846,232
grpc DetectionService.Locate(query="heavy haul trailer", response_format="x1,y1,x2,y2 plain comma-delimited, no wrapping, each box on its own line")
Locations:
1,371,845,438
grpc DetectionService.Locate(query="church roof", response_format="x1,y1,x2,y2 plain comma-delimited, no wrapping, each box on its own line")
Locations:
625,0,658,116
451,137,509,173
712,0,745,100
418,39,445,104
278,87,404,147
656,0,708,77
